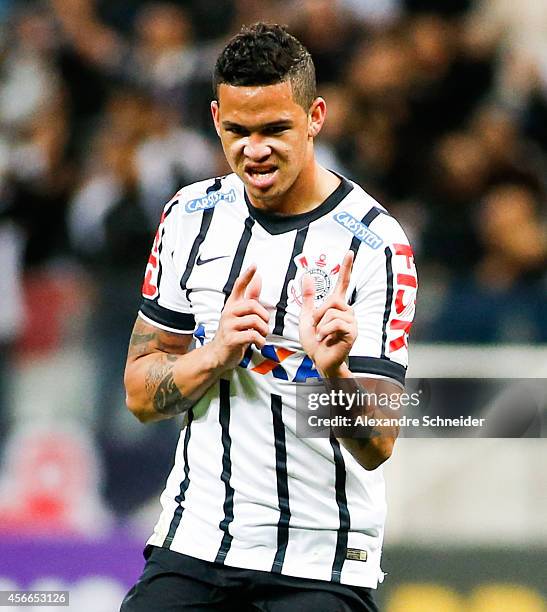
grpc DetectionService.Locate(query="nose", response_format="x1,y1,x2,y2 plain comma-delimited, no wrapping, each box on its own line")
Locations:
243,134,271,161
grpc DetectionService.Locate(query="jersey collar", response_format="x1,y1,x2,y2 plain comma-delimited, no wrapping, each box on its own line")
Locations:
243,175,354,235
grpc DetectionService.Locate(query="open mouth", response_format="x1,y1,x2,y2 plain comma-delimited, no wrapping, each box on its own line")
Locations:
244,166,278,189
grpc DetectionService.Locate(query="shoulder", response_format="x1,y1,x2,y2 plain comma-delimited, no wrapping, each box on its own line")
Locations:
156,174,246,252
167,174,243,217
334,177,412,251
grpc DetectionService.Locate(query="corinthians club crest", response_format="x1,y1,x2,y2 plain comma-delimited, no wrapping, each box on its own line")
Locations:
289,253,341,306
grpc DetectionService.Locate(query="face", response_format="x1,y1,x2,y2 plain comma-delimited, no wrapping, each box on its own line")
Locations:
211,81,325,211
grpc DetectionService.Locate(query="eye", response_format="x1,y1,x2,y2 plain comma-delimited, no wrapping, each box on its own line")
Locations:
263,126,288,135
226,126,249,136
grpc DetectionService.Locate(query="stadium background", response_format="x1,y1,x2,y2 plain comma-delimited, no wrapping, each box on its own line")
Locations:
0,0,545,610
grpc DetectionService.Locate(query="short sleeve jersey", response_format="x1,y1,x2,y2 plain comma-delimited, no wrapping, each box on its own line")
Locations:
140,173,417,588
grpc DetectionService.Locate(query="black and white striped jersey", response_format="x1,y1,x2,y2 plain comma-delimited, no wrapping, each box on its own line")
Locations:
139,172,417,588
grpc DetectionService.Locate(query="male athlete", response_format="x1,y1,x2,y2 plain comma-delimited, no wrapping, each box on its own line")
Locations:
120,23,417,612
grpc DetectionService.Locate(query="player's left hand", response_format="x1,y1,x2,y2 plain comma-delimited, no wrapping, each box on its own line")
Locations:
298,251,357,377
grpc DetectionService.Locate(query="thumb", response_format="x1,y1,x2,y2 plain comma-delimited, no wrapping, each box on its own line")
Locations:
245,271,262,301
300,273,316,316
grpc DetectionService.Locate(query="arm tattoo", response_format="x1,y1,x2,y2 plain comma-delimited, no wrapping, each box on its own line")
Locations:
128,317,195,416
154,371,195,416
145,354,195,416
129,330,158,357
128,318,191,358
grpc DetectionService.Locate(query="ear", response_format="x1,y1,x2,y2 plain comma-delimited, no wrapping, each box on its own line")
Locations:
308,97,327,139
211,100,221,138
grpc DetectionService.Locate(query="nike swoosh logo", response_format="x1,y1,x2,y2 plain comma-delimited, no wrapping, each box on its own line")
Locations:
196,254,229,266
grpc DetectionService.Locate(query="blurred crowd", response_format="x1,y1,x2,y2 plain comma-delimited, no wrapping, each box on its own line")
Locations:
0,0,546,513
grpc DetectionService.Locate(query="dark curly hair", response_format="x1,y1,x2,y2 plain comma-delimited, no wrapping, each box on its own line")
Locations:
213,23,316,110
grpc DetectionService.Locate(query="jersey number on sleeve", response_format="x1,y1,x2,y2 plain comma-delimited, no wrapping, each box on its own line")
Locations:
142,211,166,300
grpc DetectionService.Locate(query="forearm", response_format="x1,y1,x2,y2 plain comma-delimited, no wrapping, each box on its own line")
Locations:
125,270,269,424
320,363,399,470
124,343,224,423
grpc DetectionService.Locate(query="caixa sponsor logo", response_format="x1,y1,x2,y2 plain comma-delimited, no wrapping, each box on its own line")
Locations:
193,326,319,382
334,211,383,249
240,344,320,382
185,188,236,213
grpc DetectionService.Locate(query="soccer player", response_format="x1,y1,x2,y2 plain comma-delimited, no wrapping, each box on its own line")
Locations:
120,23,417,612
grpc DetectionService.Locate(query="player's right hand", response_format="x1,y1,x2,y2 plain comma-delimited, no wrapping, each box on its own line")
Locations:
209,265,270,371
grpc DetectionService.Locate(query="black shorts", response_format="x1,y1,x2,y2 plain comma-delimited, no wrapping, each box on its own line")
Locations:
120,546,379,612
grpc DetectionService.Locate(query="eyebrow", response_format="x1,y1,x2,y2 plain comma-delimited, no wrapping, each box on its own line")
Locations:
222,120,294,131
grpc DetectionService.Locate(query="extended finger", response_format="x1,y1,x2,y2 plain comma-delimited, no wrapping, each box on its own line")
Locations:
300,272,316,317
245,271,262,301
333,251,354,300
228,265,257,302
